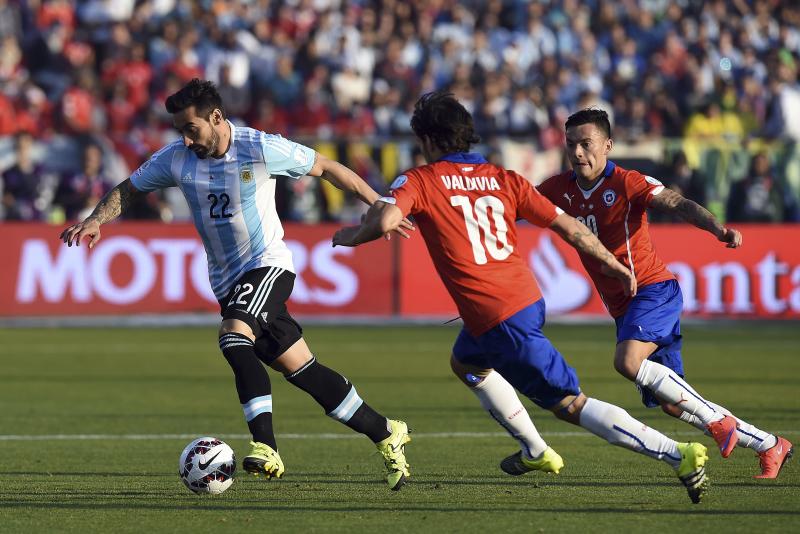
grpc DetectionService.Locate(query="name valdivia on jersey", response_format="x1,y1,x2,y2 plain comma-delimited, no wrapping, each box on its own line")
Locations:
441,175,501,191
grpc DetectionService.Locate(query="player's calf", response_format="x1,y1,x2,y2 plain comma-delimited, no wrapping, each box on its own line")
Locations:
554,394,709,504
219,332,277,451
451,360,550,462
285,356,391,443
559,395,683,466
613,342,652,381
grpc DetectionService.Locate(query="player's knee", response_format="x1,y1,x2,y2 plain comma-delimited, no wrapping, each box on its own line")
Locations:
449,355,490,387
270,338,314,375
218,319,255,340
613,351,641,381
660,402,684,418
217,330,258,374
551,393,587,425
449,355,464,378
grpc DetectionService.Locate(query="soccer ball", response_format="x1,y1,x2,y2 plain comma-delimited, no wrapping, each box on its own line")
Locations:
178,437,236,495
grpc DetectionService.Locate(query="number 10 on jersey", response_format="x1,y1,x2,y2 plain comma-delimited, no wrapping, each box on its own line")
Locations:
451,195,513,265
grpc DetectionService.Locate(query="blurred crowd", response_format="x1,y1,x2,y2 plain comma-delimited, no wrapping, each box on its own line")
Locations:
1,0,799,223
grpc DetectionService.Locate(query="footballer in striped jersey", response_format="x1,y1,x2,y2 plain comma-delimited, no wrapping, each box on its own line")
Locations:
60,79,413,490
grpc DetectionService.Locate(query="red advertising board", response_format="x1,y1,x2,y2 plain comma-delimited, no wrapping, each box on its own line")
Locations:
398,224,800,319
2,223,799,319
0,223,393,316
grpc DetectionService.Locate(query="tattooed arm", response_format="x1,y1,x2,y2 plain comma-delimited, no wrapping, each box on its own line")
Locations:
550,213,637,296
59,178,146,248
649,188,742,248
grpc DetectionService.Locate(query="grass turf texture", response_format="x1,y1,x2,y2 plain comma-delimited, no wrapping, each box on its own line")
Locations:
1,324,798,533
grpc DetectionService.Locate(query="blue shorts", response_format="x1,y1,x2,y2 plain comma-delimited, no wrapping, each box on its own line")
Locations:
615,279,684,407
452,299,581,409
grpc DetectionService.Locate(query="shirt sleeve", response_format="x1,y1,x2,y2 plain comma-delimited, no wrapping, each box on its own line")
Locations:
260,133,316,179
129,145,175,192
625,170,666,206
535,174,559,203
389,171,425,216
516,175,561,227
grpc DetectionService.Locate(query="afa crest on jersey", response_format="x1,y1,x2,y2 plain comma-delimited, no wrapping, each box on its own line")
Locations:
240,162,254,183
602,189,617,207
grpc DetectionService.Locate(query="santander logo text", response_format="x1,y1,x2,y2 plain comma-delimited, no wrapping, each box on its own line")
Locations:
521,234,800,316
15,237,358,308
668,253,800,314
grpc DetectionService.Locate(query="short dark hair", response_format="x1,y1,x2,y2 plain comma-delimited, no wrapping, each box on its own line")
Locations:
565,108,612,139
411,91,480,153
165,78,225,119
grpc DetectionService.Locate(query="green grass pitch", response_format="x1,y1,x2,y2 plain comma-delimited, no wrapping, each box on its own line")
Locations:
1,323,798,533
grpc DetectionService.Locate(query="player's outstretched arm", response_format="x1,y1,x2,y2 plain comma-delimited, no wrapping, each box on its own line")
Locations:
649,188,742,248
332,200,404,247
309,153,413,239
550,213,637,296
59,178,144,249
308,152,380,205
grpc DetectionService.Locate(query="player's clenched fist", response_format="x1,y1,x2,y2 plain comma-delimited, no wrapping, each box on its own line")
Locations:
718,227,742,248
60,218,102,248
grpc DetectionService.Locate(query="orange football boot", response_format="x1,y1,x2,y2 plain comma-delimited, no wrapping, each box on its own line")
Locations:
706,415,738,458
755,436,793,479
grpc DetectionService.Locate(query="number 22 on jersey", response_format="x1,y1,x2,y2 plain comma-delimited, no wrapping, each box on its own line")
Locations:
451,195,513,265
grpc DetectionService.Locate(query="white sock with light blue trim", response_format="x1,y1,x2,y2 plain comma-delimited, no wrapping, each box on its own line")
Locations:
579,397,682,469
635,360,723,425
471,371,548,459
679,403,777,453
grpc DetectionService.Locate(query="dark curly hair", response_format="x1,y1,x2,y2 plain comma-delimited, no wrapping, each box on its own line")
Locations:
410,91,480,153
565,108,612,138
165,78,225,119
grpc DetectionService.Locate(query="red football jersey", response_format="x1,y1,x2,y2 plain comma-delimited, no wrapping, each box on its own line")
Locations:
390,153,560,336
537,161,675,317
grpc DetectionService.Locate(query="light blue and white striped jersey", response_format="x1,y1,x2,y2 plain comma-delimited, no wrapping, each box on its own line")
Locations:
129,121,315,300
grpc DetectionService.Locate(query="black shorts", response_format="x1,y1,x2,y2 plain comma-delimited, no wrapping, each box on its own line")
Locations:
219,267,303,364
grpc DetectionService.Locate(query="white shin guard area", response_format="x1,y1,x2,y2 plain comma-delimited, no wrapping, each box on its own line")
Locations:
579,397,682,469
635,360,721,425
472,371,548,458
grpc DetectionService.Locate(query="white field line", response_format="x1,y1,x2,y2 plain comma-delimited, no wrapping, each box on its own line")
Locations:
1,430,798,441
